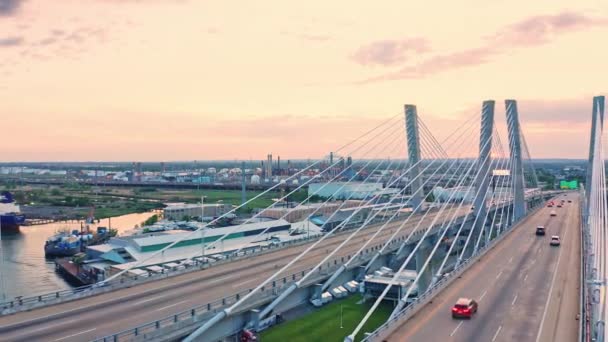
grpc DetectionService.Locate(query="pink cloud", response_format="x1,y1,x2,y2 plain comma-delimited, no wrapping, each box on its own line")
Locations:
352,38,430,66
358,12,608,82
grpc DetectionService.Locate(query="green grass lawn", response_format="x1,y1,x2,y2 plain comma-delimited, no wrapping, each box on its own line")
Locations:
260,294,392,342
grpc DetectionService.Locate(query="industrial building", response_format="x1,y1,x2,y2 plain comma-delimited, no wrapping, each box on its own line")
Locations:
86,219,295,272
163,203,233,221
258,200,363,223
308,182,384,200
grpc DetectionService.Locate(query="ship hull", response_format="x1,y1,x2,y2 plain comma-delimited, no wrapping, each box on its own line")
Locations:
45,245,80,257
0,214,24,234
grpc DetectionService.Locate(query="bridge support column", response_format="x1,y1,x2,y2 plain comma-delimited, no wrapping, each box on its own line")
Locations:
405,105,424,212
249,309,261,331
472,100,495,248
416,243,432,294
390,243,414,270
506,100,526,221
355,265,366,282
310,283,323,300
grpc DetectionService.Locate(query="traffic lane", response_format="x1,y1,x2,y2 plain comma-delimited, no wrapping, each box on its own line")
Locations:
536,196,580,342
495,198,576,342
435,211,555,342
467,209,568,342
387,199,566,341
1,209,467,341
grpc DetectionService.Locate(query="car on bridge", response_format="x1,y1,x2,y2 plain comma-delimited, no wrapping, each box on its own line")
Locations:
451,298,478,319
536,226,546,236
550,235,561,246
550,210,557,216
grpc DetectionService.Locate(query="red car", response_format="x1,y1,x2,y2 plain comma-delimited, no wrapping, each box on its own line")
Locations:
452,298,478,319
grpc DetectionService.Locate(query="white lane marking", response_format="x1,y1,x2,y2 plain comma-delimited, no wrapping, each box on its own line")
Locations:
208,275,233,284
25,319,78,335
523,274,528,282
135,296,161,305
530,258,536,265
479,290,488,302
509,256,514,264
52,328,96,341
492,325,503,342
450,321,463,337
512,293,518,306
496,270,503,280
154,300,188,312
535,205,572,342
234,277,263,288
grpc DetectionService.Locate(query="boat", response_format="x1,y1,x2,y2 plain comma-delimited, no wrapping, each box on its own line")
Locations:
45,226,117,257
45,230,82,257
0,191,25,234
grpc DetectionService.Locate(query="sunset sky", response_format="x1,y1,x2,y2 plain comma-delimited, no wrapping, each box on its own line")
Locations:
1,0,606,161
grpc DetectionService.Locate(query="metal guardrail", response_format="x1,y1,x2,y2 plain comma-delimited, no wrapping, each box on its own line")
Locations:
362,200,546,341
580,188,590,342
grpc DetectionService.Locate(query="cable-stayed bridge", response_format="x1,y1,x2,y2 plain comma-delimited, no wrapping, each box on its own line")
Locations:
0,97,600,342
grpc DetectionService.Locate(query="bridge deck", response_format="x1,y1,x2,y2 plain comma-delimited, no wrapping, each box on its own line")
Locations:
385,193,580,342
0,207,467,341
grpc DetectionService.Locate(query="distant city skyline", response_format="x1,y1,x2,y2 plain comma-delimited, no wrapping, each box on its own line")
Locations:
1,0,606,161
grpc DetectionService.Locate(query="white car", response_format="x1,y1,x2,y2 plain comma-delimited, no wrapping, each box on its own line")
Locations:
550,210,557,217
550,235,561,246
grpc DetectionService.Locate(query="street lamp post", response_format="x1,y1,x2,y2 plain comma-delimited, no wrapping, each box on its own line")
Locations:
200,195,207,261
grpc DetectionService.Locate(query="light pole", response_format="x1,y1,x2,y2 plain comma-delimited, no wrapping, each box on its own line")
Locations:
200,195,207,262
340,304,344,329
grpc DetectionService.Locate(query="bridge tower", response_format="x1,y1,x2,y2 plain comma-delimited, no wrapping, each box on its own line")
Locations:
506,100,526,221
586,96,605,214
472,100,495,243
405,105,424,212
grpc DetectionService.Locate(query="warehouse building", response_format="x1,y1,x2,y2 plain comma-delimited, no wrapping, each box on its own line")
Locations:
163,203,233,221
308,182,384,200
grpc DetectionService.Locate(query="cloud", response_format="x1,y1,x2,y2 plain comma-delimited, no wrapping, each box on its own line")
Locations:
0,0,23,16
359,12,608,82
491,12,607,47
352,38,430,66
299,33,331,42
0,36,23,47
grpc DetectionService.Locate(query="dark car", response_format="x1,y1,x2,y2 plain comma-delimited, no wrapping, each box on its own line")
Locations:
452,298,478,319
536,226,546,236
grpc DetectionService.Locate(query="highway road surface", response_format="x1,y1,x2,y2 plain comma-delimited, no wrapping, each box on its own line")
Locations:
0,206,468,341
386,193,580,342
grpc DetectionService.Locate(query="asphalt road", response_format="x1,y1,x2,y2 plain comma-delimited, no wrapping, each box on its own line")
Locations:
386,193,580,342
0,206,468,341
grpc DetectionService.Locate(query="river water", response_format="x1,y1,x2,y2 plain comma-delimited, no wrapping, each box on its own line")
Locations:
0,212,155,300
